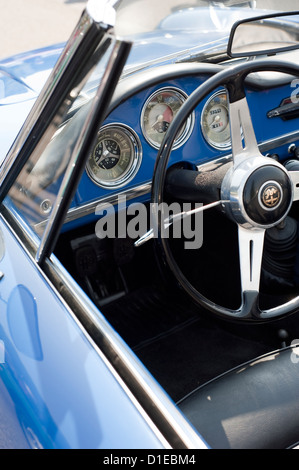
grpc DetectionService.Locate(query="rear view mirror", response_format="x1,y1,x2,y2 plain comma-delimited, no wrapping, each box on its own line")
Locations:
227,11,299,58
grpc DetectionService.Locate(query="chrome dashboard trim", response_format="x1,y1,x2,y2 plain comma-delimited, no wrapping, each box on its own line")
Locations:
34,181,152,232
259,129,299,154
197,129,299,171
34,128,299,231
66,181,151,223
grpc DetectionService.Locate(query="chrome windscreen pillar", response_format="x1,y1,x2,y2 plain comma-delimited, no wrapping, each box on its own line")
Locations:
0,1,132,264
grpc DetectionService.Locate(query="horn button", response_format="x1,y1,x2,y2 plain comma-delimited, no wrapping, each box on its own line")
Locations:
243,166,292,226
222,160,293,228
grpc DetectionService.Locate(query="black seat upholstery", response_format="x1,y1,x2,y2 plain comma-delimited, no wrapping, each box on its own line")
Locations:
178,346,299,449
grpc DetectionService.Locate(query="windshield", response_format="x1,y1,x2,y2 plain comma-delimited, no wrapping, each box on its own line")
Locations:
110,0,297,71
114,0,295,36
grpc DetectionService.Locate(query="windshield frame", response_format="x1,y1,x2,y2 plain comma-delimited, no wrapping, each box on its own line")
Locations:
0,2,131,265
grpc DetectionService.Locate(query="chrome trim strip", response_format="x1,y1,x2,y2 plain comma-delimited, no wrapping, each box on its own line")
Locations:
34,181,152,231
2,202,42,257
69,181,151,221
197,129,299,171
259,129,299,153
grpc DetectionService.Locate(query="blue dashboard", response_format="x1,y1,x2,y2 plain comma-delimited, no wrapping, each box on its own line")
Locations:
67,63,299,231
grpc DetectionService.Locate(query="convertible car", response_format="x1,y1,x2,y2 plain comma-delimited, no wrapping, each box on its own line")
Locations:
1,0,299,449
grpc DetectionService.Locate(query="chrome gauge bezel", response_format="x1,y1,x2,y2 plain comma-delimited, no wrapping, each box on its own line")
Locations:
141,87,194,150
201,89,231,150
86,124,142,189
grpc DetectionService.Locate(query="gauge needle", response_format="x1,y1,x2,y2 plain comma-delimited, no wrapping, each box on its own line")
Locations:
152,114,164,128
98,149,109,161
211,115,221,125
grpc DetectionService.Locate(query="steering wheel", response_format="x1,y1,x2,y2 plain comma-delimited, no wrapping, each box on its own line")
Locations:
152,59,299,321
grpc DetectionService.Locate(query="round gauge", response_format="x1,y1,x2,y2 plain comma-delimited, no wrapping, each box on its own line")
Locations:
201,90,231,150
86,124,142,188
141,87,194,149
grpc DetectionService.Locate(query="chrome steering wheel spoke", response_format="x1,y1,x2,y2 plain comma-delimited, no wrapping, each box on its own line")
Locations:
238,226,265,317
238,226,265,293
229,96,261,167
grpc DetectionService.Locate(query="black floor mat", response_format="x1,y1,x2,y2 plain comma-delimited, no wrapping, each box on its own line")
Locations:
102,284,276,402
102,284,199,348
136,316,270,402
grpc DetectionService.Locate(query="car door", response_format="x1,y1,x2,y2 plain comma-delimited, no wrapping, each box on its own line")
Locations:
0,3,170,450
0,213,173,448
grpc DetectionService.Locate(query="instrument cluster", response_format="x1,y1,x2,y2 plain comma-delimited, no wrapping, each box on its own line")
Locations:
86,86,231,189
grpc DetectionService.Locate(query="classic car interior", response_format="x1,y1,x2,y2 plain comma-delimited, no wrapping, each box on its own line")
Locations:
55,61,299,447
4,4,299,448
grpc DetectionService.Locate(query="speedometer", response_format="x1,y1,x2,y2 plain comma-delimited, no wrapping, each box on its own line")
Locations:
86,124,142,188
141,87,194,149
201,90,231,150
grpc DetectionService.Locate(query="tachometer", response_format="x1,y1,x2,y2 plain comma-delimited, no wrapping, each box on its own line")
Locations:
141,87,194,149
86,124,142,188
201,90,231,150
